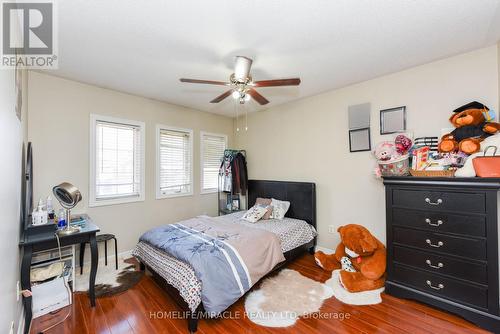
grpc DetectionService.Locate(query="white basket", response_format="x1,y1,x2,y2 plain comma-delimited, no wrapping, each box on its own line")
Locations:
378,155,410,176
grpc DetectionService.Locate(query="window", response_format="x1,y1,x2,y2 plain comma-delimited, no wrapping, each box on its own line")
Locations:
156,125,193,198
200,132,227,194
89,114,145,207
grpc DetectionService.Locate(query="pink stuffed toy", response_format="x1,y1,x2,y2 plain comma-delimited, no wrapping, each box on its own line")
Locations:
374,142,397,161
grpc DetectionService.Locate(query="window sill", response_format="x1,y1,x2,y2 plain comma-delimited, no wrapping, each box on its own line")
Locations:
156,192,193,200
200,189,218,195
89,195,144,207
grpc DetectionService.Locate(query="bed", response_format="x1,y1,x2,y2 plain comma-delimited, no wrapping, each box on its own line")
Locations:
133,180,317,333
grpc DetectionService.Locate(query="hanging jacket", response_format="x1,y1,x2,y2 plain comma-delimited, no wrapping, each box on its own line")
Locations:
231,153,248,194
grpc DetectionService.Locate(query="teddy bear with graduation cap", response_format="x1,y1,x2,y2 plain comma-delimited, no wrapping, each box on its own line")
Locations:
438,101,500,155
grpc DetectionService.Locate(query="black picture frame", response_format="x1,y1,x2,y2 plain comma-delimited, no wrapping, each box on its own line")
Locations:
349,127,371,152
380,106,406,134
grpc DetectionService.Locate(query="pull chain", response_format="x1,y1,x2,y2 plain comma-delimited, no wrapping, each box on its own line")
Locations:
245,102,248,131
235,100,240,132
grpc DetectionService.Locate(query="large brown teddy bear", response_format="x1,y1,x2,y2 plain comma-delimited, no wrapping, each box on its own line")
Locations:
314,224,386,292
438,101,500,155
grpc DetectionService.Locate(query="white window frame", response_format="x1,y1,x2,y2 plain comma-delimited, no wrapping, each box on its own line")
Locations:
156,124,194,199
89,114,146,207
200,131,227,194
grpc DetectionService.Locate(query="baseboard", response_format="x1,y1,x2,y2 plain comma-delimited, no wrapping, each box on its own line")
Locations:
315,245,335,254
82,248,134,267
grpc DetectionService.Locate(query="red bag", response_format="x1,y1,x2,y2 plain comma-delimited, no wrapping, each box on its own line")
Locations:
473,146,500,177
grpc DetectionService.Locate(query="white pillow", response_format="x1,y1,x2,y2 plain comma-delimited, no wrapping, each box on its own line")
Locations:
242,205,270,223
270,198,290,220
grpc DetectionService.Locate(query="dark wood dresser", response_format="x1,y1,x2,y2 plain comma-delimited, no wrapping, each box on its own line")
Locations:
383,177,500,332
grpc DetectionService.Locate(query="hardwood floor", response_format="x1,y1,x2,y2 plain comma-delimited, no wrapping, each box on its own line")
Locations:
31,254,492,334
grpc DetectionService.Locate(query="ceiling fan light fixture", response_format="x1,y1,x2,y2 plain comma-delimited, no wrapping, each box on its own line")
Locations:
234,56,252,82
178,56,300,106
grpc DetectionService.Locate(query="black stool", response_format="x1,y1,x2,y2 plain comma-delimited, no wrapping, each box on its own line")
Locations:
80,233,118,274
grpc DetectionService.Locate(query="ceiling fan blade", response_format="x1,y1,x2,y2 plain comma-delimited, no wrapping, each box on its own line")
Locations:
180,78,229,86
253,78,301,87
247,89,269,105
210,90,233,103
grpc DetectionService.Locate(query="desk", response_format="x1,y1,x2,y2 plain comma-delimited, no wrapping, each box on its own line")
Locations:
19,215,99,334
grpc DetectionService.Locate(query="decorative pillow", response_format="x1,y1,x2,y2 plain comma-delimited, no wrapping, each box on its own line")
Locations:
255,197,273,219
242,205,270,223
270,198,290,220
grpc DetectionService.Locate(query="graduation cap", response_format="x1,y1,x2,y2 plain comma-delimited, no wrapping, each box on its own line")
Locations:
453,101,495,122
453,101,489,113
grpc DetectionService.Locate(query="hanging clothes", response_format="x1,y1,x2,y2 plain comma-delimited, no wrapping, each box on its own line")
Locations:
231,152,247,194
219,150,247,194
219,154,232,192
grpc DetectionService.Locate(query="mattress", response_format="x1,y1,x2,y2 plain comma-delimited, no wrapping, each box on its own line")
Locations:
132,212,316,312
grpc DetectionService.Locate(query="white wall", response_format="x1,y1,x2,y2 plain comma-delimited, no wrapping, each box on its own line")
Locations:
235,46,499,249
28,72,234,253
0,68,27,333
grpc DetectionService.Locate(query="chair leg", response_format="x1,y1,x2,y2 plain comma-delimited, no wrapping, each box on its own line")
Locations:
104,240,108,266
79,243,86,275
114,237,118,270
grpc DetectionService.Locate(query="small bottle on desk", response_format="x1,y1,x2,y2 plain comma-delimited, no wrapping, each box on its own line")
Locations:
57,208,66,228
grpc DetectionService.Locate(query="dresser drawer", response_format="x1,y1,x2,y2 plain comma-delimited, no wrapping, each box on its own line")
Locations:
393,246,488,284
393,227,486,260
392,208,486,237
392,189,485,213
392,264,488,309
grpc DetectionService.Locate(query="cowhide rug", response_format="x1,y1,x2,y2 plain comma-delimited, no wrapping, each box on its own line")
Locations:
75,257,143,297
245,269,333,327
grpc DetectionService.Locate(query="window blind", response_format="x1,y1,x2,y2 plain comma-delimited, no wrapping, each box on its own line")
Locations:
201,133,226,192
95,120,141,200
159,128,192,196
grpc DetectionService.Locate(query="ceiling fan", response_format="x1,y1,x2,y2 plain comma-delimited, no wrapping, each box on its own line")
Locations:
179,56,301,105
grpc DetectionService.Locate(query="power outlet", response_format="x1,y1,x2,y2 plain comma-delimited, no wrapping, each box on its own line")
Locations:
9,321,14,334
16,281,20,301
328,225,336,234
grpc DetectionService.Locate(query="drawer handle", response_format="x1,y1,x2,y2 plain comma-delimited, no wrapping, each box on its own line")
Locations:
425,259,444,269
426,280,444,290
425,198,443,205
425,218,443,227
426,239,444,248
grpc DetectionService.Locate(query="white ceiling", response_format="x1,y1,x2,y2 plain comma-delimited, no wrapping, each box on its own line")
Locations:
48,0,500,117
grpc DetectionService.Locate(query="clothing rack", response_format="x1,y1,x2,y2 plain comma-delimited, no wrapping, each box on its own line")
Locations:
223,149,246,159
218,149,247,216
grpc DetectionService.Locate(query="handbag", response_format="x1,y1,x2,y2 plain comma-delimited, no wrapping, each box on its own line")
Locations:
473,146,500,177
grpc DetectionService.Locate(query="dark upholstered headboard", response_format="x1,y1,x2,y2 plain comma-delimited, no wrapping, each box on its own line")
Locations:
248,180,316,230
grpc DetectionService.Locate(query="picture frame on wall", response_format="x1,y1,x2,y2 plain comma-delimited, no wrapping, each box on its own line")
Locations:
349,127,371,152
380,106,406,134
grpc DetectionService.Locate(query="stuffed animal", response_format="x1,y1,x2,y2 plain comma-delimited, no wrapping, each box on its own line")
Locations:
455,133,500,177
374,141,398,161
438,101,500,155
314,224,386,292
